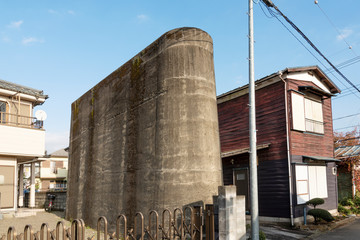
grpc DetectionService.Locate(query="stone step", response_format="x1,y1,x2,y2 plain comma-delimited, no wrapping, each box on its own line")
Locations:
14,211,37,218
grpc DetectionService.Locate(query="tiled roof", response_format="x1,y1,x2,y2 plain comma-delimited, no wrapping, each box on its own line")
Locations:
335,145,360,158
49,148,69,157
0,79,48,99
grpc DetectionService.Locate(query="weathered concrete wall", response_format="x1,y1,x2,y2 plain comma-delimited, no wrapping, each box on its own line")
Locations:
66,27,223,227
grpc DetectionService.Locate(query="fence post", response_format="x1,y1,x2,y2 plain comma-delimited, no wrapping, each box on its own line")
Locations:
193,206,202,240
205,205,214,240
218,186,246,240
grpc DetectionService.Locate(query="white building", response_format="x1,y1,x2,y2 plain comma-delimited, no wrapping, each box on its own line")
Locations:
0,79,47,212
38,148,68,191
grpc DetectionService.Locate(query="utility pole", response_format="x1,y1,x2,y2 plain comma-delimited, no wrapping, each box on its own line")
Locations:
248,0,259,239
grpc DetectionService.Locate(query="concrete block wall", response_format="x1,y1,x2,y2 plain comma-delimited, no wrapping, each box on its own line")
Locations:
218,186,246,240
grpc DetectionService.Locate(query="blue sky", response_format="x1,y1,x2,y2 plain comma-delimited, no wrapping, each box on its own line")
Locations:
1,0,360,153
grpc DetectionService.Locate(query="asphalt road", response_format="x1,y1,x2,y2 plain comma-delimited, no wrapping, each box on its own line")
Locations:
314,218,360,240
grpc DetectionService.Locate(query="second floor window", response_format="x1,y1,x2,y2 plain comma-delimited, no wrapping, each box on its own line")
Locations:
50,161,57,174
291,91,324,134
304,98,324,134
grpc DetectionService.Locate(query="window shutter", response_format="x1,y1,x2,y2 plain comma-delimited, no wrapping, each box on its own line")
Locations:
308,165,328,199
316,166,328,198
308,166,318,199
291,92,305,131
304,98,324,134
295,165,309,204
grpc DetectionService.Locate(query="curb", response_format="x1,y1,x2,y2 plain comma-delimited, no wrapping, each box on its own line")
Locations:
302,216,357,239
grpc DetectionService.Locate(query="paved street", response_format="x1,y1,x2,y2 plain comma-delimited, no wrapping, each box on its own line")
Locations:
314,218,360,240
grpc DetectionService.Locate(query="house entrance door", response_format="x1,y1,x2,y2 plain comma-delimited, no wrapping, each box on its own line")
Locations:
234,169,250,212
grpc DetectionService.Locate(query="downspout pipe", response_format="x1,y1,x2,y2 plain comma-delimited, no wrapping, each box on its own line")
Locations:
279,71,294,226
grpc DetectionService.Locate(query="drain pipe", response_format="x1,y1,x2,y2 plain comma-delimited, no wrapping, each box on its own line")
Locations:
279,71,294,226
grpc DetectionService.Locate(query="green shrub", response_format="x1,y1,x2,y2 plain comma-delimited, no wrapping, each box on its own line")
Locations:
353,195,360,206
340,197,355,206
248,230,266,240
306,198,325,208
259,230,266,240
338,204,351,215
308,208,334,224
349,206,360,214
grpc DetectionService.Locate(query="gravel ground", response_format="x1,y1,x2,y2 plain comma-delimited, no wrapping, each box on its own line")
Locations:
0,211,97,239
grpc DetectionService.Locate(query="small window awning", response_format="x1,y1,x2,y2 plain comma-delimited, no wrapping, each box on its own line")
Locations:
221,143,270,158
298,86,334,97
303,155,341,162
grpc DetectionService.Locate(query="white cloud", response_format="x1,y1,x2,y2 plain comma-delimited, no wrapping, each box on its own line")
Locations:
137,14,149,22
2,35,11,42
8,20,23,29
45,131,69,154
22,37,44,45
48,9,59,15
49,9,75,16
337,28,353,41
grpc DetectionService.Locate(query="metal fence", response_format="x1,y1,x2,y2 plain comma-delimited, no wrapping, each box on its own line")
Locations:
1,206,215,240
0,112,43,129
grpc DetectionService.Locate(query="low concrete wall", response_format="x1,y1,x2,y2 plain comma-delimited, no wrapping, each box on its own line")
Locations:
218,186,246,240
24,191,66,211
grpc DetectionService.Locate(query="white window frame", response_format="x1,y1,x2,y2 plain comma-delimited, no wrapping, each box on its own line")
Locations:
295,164,328,204
304,98,324,134
291,92,324,134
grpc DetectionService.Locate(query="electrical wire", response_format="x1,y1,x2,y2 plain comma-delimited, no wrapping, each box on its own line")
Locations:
261,0,360,95
315,1,358,56
333,112,360,121
259,1,360,100
336,83,360,95
335,125,360,131
259,2,333,77
325,56,360,74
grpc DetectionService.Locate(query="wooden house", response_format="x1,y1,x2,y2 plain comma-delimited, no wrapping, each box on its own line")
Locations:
217,66,341,225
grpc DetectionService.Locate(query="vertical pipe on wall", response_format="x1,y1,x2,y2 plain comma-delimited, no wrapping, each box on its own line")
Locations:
279,73,294,226
18,164,24,208
29,162,36,208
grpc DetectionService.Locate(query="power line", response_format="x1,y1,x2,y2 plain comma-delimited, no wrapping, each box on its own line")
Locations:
335,124,360,131
258,1,360,100
333,112,360,121
336,83,360,95
325,56,360,74
314,0,358,56
262,0,360,95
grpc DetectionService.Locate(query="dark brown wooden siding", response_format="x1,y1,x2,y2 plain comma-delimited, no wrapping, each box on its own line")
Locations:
287,79,334,158
222,152,290,218
218,80,291,218
218,80,288,160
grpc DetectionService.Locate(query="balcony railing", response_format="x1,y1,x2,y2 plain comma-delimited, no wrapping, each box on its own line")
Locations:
0,112,44,129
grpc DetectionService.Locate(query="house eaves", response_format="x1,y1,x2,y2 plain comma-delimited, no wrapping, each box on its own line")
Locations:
0,79,48,105
217,65,341,104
